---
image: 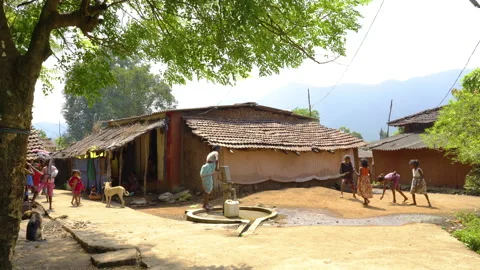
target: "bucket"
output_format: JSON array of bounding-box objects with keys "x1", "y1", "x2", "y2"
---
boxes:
[{"x1": 224, "y1": 200, "x2": 239, "y2": 218}]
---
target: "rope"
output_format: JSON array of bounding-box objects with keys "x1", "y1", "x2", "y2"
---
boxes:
[{"x1": 0, "y1": 127, "x2": 31, "y2": 135}]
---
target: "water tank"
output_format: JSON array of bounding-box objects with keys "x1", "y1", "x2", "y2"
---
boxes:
[{"x1": 224, "y1": 200, "x2": 239, "y2": 218}]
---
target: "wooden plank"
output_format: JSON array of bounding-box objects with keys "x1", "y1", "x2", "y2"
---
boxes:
[
  {"x1": 119, "y1": 147, "x2": 123, "y2": 186},
  {"x1": 143, "y1": 135, "x2": 149, "y2": 197}
]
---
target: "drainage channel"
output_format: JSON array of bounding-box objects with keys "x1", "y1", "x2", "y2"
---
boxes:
[{"x1": 271, "y1": 208, "x2": 446, "y2": 226}]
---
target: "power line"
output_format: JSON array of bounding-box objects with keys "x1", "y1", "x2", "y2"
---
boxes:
[
  {"x1": 437, "y1": 37, "x2": 480, "y2": 106},
  {"x1": 312, "y1": 0, "x2": 385, "y2": 107}
]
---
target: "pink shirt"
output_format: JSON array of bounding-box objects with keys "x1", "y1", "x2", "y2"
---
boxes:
[
  {"x1": 42, "y1": 166, "x2": 57, "y2": 183},
  {"x1": 384, "y1": 172, "x2": 400, "y2": 182}
]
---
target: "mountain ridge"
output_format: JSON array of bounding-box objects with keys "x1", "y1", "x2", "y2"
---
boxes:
[{"x1": 259, "y1": 69, "x2": 472, "y2": 141}]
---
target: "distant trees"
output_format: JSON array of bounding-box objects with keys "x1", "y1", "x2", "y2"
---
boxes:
[
  {"x1": 424, "y1": 68, "x2": 480, "y2": 191},
  {"x1": 63, "y1": 58, "x2": 177, "y2": 141},
  {"x1": 292, "y1": 107, "x2": 320, "y2": 121},
  {"x1": 37, "y1": 129, "x2": 48, "y2": 139},
  {"x1": 339, "y1": 126, "x2": 363, "y2": 139},
  {"x1": 379, "y1": 128, "x2": 388, "y2": 139}
]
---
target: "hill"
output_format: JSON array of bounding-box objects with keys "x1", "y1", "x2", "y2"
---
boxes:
[
  {"x1": 32, "y1": 122, "x2": 67, "y2": 139},
  {"x1": 259, "y1": 69, "x2": 471, "y2": 141}
]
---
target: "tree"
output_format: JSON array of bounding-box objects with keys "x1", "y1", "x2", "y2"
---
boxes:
[
  {"x1": 63, "y1": 58, "x2": 177, "y2": 141},
  {"x1": 424, "y1": 69, "x2": 480, "y2": 190},
  {"x1": 339, "y1": 126, "x2": 364, "y2": 140},
  {"x1": 0, "y1": 0, "x2": 370, "y2": 267},
  {"x1": 379, "y1": 128, "x2": 388, "y2": 139},
  {"x1": 392, "y1": 127, "x2": 405, "y2": 136},
  {"x1": 292, "y1": 107, "x2": 320, "y2": 121},
  {"x1": 37, "y1": 129, "x2": 48, "y2": 139},
  {"x1": 54, "y1": 133, "x2": 74, "y2": 150}
]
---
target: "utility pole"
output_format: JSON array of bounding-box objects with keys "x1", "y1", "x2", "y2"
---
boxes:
[
  {"x1": 308, "y1": 88, "x2": 312, "y2": 117},
  {"x1": 386, "y1": 99, "x2": 393, "y2": 137},
  {"x1": 58, "y1": 121, "x2": 61, "y2": 141}
]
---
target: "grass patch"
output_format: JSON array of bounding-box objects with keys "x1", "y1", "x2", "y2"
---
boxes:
[{"x1": 452, "y1": 211, "x2": 480, "y2": 254}]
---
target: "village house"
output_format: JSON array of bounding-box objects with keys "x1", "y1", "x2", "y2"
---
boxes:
[
  {"x1": 39, "y1": 137, "x2": 57, "y2": 152},
  {"x1": 367, "y1": 107, "x2": 471, "y2": 189},
  {"x1": 53, "y1": 103, "x2": 366, "y2": 195}
]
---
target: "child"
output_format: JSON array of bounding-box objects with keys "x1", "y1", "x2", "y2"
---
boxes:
[
  {"x1": 41, "y1": 160, "x2": 58, "y2": 210},
  {"x1": 24, "y1": 165, "x2": 34, "y2": 195},
  {"x1": 357, "y1": 159, "x2": 373, "y2": 206},
  {"x1": 409, "y1": 160, "x2": 432, "y2": 207},
  {"x1": 378, "y1": 171, "x2": 408, "y2": 203},
  {"x1": 68, "y1": 170, "x2": 84, "y2": 206},
  {"x1": 339, "y1": 155, "x2": 357, "y2": 199},
  {"x1": 28, "y1": 161, "x2": 44, "y2": 204}
]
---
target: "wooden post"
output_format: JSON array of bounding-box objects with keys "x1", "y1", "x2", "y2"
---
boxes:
[
  {"x1": 143, "y1": 136, "x2": 149, "y2": 197},
  {"x1": 106, "y1": 151, "x2": 111, "y2": 182},
  {"x1": 308, "y1": 88, "x2": 312, "y2": 117},
  {"x1": 118, "y1": 148, "x2": 123, "y2": 187},
  {"x1": 386, "y1": 99, "x2": 393, "y2": 137}
]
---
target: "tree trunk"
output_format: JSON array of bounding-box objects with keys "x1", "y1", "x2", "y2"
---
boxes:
[{"x1": 0, "y1": 54, "x2": 40, "y2": 269}]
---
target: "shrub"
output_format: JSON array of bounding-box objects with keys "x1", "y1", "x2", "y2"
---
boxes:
[
  {"x1": 453, "y1": 212, "x2": 480, "y2": 254},
  {"x1": 465, "y1": 166, "x2": 480, "y2": 192}
]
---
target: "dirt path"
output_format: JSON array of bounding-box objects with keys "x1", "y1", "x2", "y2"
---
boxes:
[
  {"x1": 13, "y1": 218, "x2": 140, "y2": 270},
  {"x1": 139, "y1": 187, "x2": 480, "y2": 225},
  {"x1": 30, "y1": 190, "x2": 480, "y2": 269}
]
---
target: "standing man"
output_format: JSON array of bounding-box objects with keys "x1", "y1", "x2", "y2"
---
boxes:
[
  {"x1": 339, "y1": 155, "x2": 357, "y2": 199},
  {"x1": 200, "y1": 145, "x2": 221, "y2": 210}
]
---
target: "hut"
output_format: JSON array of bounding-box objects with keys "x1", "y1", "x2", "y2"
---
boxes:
[
  {"x1": 367, "y1": 107, "x2": 471, "y2": 189},
  {"x1": 39, "y1": 138, "x2": 57, "y2": 152},
  {"x1": 27, "y1": 128, "x2": 48, "y2": 161},
  {"x1": 54, "y1": 103, "x2": 366, "y2": 195}
]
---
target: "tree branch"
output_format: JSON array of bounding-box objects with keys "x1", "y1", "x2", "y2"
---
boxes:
[
  {"x1": 17, "y1": 0, "x2": 38, "y2": 8},
  {"x1": 0, "y1": 0, "x2": 19, "y2": 56},
  {"x1": 256, "y1": 16, "x2": 330, "y2": 65},
  {"x1": 469, "y1": 0, "x2": 480, "y2": 8},
  {"x1": 26, "y1": 0, "x2": 62, "y2": 64}
]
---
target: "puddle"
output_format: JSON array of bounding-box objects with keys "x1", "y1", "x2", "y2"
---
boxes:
[{"x1": 271, "y1": 208, "x2": 446, "y2": 226}]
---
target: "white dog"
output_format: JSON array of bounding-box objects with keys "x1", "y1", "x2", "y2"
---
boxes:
[{"x1": 102, "y1": 182, "x2": 129, "y2": 208}]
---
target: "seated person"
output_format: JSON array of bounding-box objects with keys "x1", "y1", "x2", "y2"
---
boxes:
[{"x1": 127, "y1": 172, "x2": 139, "y2": 192}]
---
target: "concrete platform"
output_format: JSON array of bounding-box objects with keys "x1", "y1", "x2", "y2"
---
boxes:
[{"x1": 90, "y1": 248, "x2": 139, "y2": 268}]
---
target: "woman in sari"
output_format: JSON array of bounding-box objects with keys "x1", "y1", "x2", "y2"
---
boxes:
[{"x1": 200, "y1": 145, "x2": 221, "y2": 210}]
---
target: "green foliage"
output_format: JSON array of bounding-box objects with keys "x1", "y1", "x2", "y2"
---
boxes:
[
  {"x1": 37, "y1": 129, "x2": 47, "y2": 138},
  {"x1": 465, "y1": 166, "x2": 480, "y2": 192},
  {"x1": 453, "y1": 212, "x2": 480, "y2": 254},
  {"x1": 379, "y1": 128, "x2": 388, "y2": 139},
  {"x1": 339, "y1": 126, "x2": 363, "y2": 139},
  {"x1": 54, "y1": 133, "x2": 75, "y2": 150},
  {"x1": 4, "y1": 0, "x2": 371, "y2": 98},
  {"x1": 423, "y1": 68, "x2": 480, "y2": 166},
  {"x1": 292, "y1": 107, "x2": 320, "y2": 121},
  {"x1": 63, "y1": 58, "x2": 177, "y2": 141},
  {"x1": 392, "y1": 127, "x2": 404, "y2": 136}
]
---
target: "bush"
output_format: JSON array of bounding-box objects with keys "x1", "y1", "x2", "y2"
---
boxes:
[
  {"x1": 453, "y1": 212, "x2": 480, "y2": 254},
  {"x1": 465, "y1": 166, "x2": 480, "y2": 192}
]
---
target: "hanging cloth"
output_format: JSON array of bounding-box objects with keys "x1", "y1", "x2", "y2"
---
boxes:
[{"x1": 87, "y1": 158, "x2": 96, "y2": 190}]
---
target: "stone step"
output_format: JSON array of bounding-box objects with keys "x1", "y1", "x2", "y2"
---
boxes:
[{"x1": 90, "y1": 248, "x2": 139, "y2": 268}]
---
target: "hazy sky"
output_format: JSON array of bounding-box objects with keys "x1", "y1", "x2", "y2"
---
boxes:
[{"x1": 33, "y1": 0, "x2": 480, "y2": 127}]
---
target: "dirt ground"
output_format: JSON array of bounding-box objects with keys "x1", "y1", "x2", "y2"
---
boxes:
[
  {"x1": 139, "y1": 186, "x2": 480, "y2": 221},
  {"x1": 13, "y1": 188, "x2": 480, "y2": 269},
  {"x1": 13, "y1": 217, "x2": 141, "y2": 270}
]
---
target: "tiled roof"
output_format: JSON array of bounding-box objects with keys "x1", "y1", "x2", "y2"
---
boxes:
[
  {"x1": 107, "y1": 102, "x2": 314, "y2": 126},
  {"x1": 358, "y1": 149, "x2": 373, "y2": 158},
  {"x1": 53, "y1": 120, "x2": 165, "y2": 159},
  {"x1": 388, "y1": 107, "x2": 444, "y2": 127},
  {"x1": 27, "y1": 128, "x2": 47, "y2": 160},
  {"x1": 367, "y1": 133, "x2": 428, "y2": 151},
  {"x1": 184, "y1": 116, "x2": 366, "y2": 152}
]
